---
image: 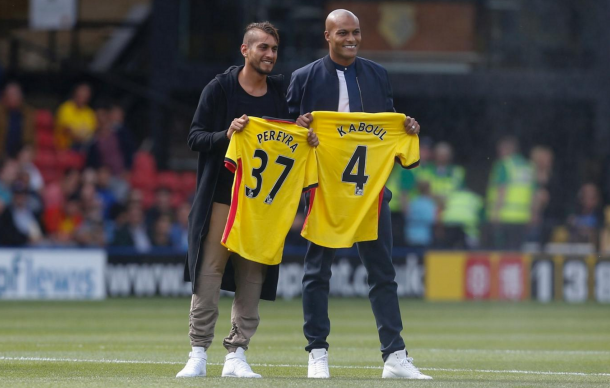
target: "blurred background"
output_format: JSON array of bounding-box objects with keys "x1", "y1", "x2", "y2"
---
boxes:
[{"x1": 0, "y1": 0, "x2": 609, "y2": 303}]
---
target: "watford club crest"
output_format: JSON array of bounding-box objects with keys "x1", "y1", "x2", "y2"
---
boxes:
[{"x1": 378, "y1": 3, "x2": 417, "y2": 49}]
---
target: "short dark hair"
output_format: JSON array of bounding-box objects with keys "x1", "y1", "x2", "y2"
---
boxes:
[{"x1": 244, "y1": 21, "x2": 279, "y2": 46}]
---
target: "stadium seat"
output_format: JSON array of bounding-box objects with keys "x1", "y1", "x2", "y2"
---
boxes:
[
  {"x1": 42, "y1": 183, "x2": 64, "y2": 208},
  {"x1": 36, "y1": 131, "x2": 56, "y2": 150},
  {"x1": 170, "y1": 191, "x2": 185, "y2": 208},
  {"x1": 34, "y1": 109, "x2": 54, "y2": 133},
  {"x1": 181, "y1": 171, "x2": 197, "y2": 195},
  {"x1": 156, "y1": 171, "x2": 181, "y2": 191},
  {"x1": 142, "y1": 190, "x2": 156, "y2": 209},
  {"x1": 40, "y1": 168, "x2": 62, "y2": 184},
  {"x1": 56, "y1": 150, "x2": 85, "y2": 171},
  {"x1": 34, "y1": 150, "x2": 58, "y2": 170},
  {"x1": 132, "y1": 151, "x2": 157, "y2": 174},
  {"x1": 130, "y1": 170, "x2": 157, "y2": 191}
]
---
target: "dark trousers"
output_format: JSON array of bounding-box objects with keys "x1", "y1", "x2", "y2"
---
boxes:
[{"x1": 302, "y1": 188, "x2": 406, "y2": 359}]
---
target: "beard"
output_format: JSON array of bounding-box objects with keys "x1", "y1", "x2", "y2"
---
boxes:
[{"x1": 251, "y1": 60, "x2": 273, "y2": 75}]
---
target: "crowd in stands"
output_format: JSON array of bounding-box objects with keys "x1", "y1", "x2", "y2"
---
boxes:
[
  {"x1": 387, "y1": 136, "x2": 607, "y2": 251},
  {"x1": 0, "y1": 82, "x2": 195, "y2": 251},
  {"x1": 0, "y1": 82, "x2": 607, "y2": 252}
]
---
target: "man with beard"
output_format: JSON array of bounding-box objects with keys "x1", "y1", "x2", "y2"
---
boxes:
[
  {"x1": 177, "y1": 22, "x2": 312, "y2": 378},
  {"x1": 287, "y1": 9, "x2": 431, "y2": 380}
]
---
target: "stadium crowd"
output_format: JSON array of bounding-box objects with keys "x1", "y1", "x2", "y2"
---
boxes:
[
  {"x1": 0, "y1": 82, "x2": 606, "y2": 252},
  {"x1": 0, "y1": 82, "x2": 194, "y2": 251}
]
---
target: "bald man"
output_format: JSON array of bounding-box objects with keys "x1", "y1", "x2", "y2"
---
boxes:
[{"x1": 287, "y1": 9, "x2": 431, "y2": 379}]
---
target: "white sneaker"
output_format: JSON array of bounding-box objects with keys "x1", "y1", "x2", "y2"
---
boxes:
[
  {"x1": 221, "y1": 347, "x2": 262, "y2": 378},
  {"x1": 382, "y1": 350, "x2": 432, "y2": 379},
  {"x1": 308, "y1": 349, "x2": 330, "y2": 378},
  {"x1": 176, "y1": 347, "x2": 207, "y2": 377}
]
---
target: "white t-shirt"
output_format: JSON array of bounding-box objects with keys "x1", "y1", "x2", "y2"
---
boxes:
[{"x1": 336, "y1": 69, "x2": 350, "y2": 113}]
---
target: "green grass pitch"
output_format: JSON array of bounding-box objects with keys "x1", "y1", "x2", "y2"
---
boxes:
[{"x1": 1, "y1": 298, "x2": 609, "y2": 387}]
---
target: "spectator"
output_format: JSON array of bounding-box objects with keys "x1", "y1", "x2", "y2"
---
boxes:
[
  {"x1": 567, "y1": 183, "x2": 603, "y2": 245},
  {"x1": 0, "y1": 182, "x2": 43, "y2": 246},
  {"x1": 151, "y1": 213, "x2": 173, "y2": 247},
  {"x1": 599, "y1": 207, "x2": 610, "y2": 254},
  {"x1": 528, "y1": 146, "x2": 554, "y2": 244},
  {"x1": 16, "y1": 145, "x2": 44, "y2": 192},
  {"x1": 98, "y1": 165, "x2": 129, "y2": 204},
  {"x1": 79, "y1": 182, "x2": 102, "y2": 215},
  {"x1": 42, "y1": 168, "x2": 81, "y2": 232},
  {"x1": 389, "y1": 137, "x2": 434, "y2": 246},
  {"x1": 170, "y1": 201, "x2": 190, "y2": 250},
  {"x1": 96, "y1": 166, "x2": 118, "y2": 219},
  {"x1": 127, "y1": 188, "x2": 144, "y2": 208},
  {"x1": 109, "y1": 103, "x2": 137, "y2": 169},
  {"x1": 51, "y1": 194, "x2": 83, "y2": 245},
  {"x1": 398, "y1": 136, "x2": 434, "y2": 207},
  {"x1": 0, "y1": 82, "x2": 35, "y2": 159},
  {"x1": 438, "y1": 185, "x2": 484, "y2": 249},
  {"x1": 485, "y1": 136, "x2": 535, "y2": 250},
  {"x1": 55, "y1": 83, "x2": 97, "y2": 150},
  {"x1": 75, "y1": 218, "x2": 107, "y2": 247},
  {"x1": 106, "y1": 202, "x2": 127, "y2": 244},
  {"x1": 86, "y1": 105, "x2": 128, "y2": 175},
  {"x1": 145, "y1": 187, "x2": 172, "y2": 232},
  {"x1": 62, "y1": 168, "x2": 81, "y2": 198},
  {"x1": 14, "y1": 169, "x2": 43, "y2": 216},
  {"x1": 404, "y1": 181, "x2": 437, "y2": 247},
  {"x1": 0, "y1": 158, "x2": 19, "y2": 207},
  {"x1": 75, "y1": 194, "x2": 107, "y2": 247},
  {"x1": 81, "y1": 167, "x2": 98, "y2": 186},
  {"x1": 387, "y1": 167, "x2": 407, "y2": 246},
  {"x1": 428, "y1": 142, "x2": 465, "y2": 204},
  {"x1": 112, "y1": 202, "x2": 151, "y2": 252}
]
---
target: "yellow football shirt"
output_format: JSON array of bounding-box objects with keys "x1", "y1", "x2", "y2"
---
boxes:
[
  {"x1": 222, "y1": 117, "x2": 318, "y2": 265},
  {"x1": 55, "y1": 101, "x2": 97, "y2": 149},
  {"x1": 301, "y1": 111, "x2": 419, "y2": 248}
]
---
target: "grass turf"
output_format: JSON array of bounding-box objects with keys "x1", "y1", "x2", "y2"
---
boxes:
[{"x1": 1, "y1": 298, "x2": 609, "y2": 387}]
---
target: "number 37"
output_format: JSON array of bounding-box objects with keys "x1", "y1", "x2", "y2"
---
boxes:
[{"x1": 246, "y1": 149, "x2": 294, "y2": 204}]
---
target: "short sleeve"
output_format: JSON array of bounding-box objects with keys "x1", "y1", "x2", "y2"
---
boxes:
[
  {"x1": 396, "y1": 134, "x2": 420, "y2": 170},
  {"x1": 224, "y1": 134, "x2": 240, "y2": 173},
  {"x1": 302, "y1": 148, "x2": 318, "y2": 192}
]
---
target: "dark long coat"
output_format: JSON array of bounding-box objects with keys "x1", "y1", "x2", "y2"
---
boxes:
[{"x1": 185, "y1": 65, "x2": 289, "y2": 300}]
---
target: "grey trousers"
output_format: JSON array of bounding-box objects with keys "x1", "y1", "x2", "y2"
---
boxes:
[{"x1": 189, "y1": 203, "x2": 267, "y2": 352}]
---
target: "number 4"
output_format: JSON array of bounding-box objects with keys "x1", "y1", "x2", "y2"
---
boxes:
[{"x1": 342, "y1": 145, "x2": 369, "y2": 196}]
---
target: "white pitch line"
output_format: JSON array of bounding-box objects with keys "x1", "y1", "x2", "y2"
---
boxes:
[
  {"x1": 426, "y1": 348, "x2": 610, "y2": 356},
  {"x1": 422, "y1": 367, "x2": 610, "y2": 377},
  {"x1": 0, "y1": 357, "x2": 184, "y2": 365},
  {"x1": 1, "y1": 356, "x2": 609, "y2": 377},
  {"x1": 303, "y1": 347, "x2": 610, "y2": 356}
]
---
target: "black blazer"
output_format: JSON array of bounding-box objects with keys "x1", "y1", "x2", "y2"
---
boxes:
[
  {"x1": 287, "y1": 55, "x2": 395, "y2": 118},
  {"x1": 185, "y1": 65, "x2": 289, "y2": 300}
]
